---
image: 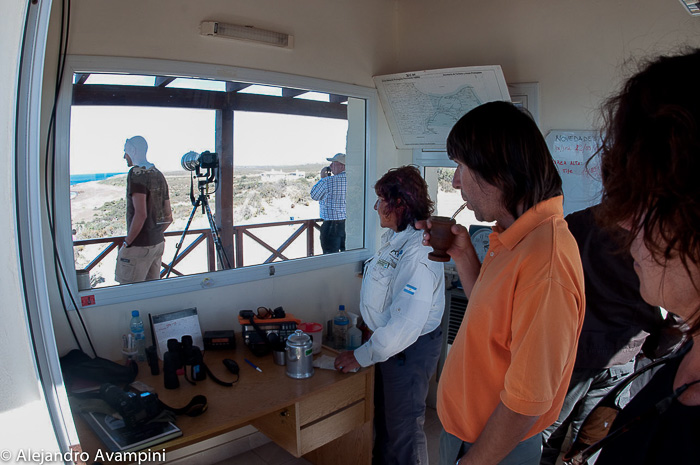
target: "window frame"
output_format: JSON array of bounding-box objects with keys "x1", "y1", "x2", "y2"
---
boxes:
[{"x1": 56, "y1": 55, "x2": 377, "y2": 308}]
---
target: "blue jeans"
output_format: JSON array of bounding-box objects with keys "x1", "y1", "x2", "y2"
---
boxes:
[
  {"x1": 440, "y1": 429, "x2": 542, "y2": 465},
  {"x1": 372, "y1": 327, "x2": 443, "y2": 465},
  {"x1": 320, "y1": 219, "x2": 345, "y2": 254}
]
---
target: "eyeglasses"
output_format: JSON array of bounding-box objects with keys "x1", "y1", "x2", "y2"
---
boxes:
[
  {"x1": 255, "y1": 306, "x2": 285, "y2": 320},
  {"x1": 256, "y1": 307, "x2": 273, "y2": 319}
]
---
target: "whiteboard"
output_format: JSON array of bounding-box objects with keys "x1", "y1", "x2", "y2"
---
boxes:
[
  {"x1": 151, "y1": 308, "x2": 203, "y2": 360},
  {"x1": 546, "y1": 130, "x2": 603, "y2": 216}
]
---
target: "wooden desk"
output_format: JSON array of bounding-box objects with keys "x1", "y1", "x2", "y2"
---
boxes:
[{"x1": 74, "y1": 342, "x2": 374, "y2": 464}]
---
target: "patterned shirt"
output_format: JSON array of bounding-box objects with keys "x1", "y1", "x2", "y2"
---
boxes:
[{"x1": 310, "y1": 171, "x2": 346, "y2": 220}]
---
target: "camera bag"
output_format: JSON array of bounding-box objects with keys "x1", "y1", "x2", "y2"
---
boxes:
[{"x1": 61, "y1": 349, "x2": 137, "y2": 390}]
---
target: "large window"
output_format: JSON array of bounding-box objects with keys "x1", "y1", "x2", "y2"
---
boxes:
[{"x1": 57, "y1": 56, "x2": 375, "y2": 306}]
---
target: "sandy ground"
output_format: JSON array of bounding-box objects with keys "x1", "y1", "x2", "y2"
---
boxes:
[
  {"x1": 70, "y1": 178, "x2": 125, "y2": 224},
  {"x1": 71, "y1": 179, "x2": 323, "y2": 288}
]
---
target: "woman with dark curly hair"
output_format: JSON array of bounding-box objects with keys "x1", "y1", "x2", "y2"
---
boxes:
[
  {"x1": 334, "y1": 165, "x2": 445, "y2": 465},
  {"x1": 591, "y1": 49, "x2": 700, "y2": 464}
]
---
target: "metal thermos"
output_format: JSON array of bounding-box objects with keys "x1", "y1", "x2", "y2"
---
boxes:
[{"x1": 285, "y1": 330, "x2": 314, "y2": 379}]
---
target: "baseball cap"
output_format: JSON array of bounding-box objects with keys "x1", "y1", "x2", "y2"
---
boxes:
[{"x1": 326, "y1": 153, "x2": 346, "y2": 164}]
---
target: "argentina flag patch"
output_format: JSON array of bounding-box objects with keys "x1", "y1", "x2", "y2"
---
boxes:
[{"x1": 403, "y1": 284, "x2": 417, "y2": 295}]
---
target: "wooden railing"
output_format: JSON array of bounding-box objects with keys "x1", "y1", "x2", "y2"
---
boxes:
[{"x1": 73, "y1": 219, "x2": 323, "y2": 278}]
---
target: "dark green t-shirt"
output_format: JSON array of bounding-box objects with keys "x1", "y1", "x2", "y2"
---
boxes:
[{"x1": 126, "y1": 166, "x2": 170, "y2": 247}]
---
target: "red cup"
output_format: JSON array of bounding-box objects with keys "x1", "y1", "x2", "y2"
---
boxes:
[{"x1": 298, "y1": 322, "x2": 323, "y2": 354}]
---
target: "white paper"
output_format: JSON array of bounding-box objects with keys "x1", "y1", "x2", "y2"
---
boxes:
[{"x1": 313, "y1": 354, "x2": 359, "y2": 372}]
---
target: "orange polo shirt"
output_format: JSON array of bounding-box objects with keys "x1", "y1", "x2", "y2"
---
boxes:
[{"x1": 437, "y1": 196, "x2": 585, "y2": 442}]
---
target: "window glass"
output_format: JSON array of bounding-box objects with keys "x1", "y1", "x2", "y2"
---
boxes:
[
  {"x1": 69, "y1": 72, "x2": 366, "y2": 289},
  {"x1": 424, "y1": 166, "x2": 494, "y2": 227}
]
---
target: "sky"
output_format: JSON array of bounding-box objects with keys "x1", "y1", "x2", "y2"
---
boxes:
[
  {"x1": 69, "y1": 106, "x2": 349, "y2": 174},
  {"x1": 69, "y1": 73, "x2": 351, "y2": 174}
]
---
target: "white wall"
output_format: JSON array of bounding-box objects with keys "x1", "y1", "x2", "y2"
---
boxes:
[
  {"x1": 1, "y1": 0, "x2": 64, "y2": 456},
  {"x1": 0, "y1": 0, "x2": 37, "y2": 414},
  {"x1": 62, "y1": 263, "x2": 364, "y2": 361},
  {"x1": 395, "y1": 0, "x2": 700, "y2": 134},
  {"x1": 68, "y1": 0, "x2": 397, "y2": 88}
]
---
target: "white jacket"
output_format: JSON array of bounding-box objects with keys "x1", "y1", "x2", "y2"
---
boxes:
[{"x1": 354, "y1": 227, "x2": 445, "y2": 366}]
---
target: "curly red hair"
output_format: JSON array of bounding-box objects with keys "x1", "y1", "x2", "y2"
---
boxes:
[{"x1": 374, "y1": 166, "x2": 434, "y2": 232}]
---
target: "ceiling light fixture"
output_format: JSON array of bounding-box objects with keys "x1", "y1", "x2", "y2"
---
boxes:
[
  {"x1": 678, "y1": 0, "x2": 700, "y2": 16},
  {"x1": 200, "y1": 21, "x2": 294, "y2": 48}
]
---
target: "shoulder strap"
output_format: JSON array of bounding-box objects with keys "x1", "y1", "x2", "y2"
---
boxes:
[
  {"x1": 159, "y1": 394, "x2": 208, "y2": 417},
  {"x1": 565, "y1": 341, "x2": 693, "y2": 464}
]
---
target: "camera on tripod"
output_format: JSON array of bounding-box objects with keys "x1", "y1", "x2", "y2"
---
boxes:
[
  {"x1": 100, "y1": 383, "x2": 161, "y2": 429},
  {"x1": 163, "y1": 335, "x2": 206, "y2": 389},
  {"x1": 181, "y1": 150, "x2": 219, "y2": 172},
  {"x1": 166, "y1": 149, "x2": 231, "y2": 278}
]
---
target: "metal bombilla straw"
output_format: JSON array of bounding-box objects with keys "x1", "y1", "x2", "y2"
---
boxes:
[{"x1": 451, "y1": 202, "x2": 468, "y2": 220}]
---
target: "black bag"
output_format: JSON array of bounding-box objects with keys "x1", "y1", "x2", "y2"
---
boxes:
[{"x1": 60, "y1": 349, "x2": 137, "y2": 389}]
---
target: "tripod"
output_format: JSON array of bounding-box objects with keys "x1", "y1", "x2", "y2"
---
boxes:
[{"x1": 166, "y1": 172, "x2": 231, "y2": 278}]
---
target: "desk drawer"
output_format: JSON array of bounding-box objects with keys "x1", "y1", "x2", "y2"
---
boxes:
[
  {"x1": 299, "y1": 400, "x2": 365, "y2": 455},
  {"x1": 252, "y1": 374, "x2": 369, "y2": 458},
  {"x1": 297, "y1": 373, "x2": 366, "y2": 426}
]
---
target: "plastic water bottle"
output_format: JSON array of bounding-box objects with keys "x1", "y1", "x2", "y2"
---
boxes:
[
  {"x1": 129, "y1": 310, "x2": 146, "y2": 362},
  {"x1": 333, "y1": 305, "x2": 349, "y2": 350},
  {"x1": 347, "y1": 313, "x2": 362, "y2": 350}
]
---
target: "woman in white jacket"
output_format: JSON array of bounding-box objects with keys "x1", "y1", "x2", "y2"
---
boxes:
[{"x1": 334, "y1": 165, "x2": 445, "y2": 465}]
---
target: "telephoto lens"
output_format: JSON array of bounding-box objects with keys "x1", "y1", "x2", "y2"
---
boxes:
[
  {"x1": 180, "y1": 151, "x2": 200, "y2": 171},
  {"x1": 181, "y1": 150, "x2": 219, "y2": 171}
]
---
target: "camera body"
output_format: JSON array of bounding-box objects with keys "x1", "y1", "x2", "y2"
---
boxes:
[
  {"x1": 198, "y1": 151, "x2": 219, "y2": 169},
  {"x1": 181, "y1": 150, "x2": 219, "y2": 172},
  {"x1": 163, "y1": 335, "x2": 206, "y2": 389},
  {"x1": 100, "y1": 383, "x2": 161, "y2": 429}
]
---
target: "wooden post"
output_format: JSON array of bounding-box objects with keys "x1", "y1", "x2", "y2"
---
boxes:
[
  {"x1": 307, "y1": 220, "x2": 315, "y2": 257},
  {"x1": 215, "y1": 99, "x2": 235, "y2": 270}
]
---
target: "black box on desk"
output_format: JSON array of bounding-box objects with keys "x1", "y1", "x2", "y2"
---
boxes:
[
  {"x1": 203, "y1": 330, "x2": 236, "y2": 350},
  {"x1": 238, "y1": 314, "x2": 300, "y2": 346}
]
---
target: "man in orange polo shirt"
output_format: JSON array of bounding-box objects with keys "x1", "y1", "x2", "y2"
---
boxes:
[{"x1": 420, "y1": 101, "x2": 585, "y2": 465}]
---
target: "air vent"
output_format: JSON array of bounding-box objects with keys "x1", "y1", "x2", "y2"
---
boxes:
[{"x1": 446, "y1": 289, "x2": 468, "y2": 345}]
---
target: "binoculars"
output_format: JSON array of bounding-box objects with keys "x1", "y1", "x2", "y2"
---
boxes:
[{"x1": 163, "y1": 335, "x2": 205, "y2": 389}]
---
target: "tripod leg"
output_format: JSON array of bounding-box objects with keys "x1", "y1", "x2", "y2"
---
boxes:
[
  {"x1": 201, "y1": 196, "x2": 232, "y2": 270},
  {"x1": 165, "y1": 197, "x2": 201, "y2": 278}
]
